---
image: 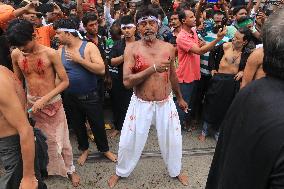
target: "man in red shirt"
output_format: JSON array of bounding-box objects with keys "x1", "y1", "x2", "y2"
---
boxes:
[{"x1": 176, "y1": 8, "x2": 226, "y2": 129}]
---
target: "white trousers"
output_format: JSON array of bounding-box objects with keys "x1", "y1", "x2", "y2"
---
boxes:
[{"x1": 116, "y1": 94, "x2": 182, "y2": 177}]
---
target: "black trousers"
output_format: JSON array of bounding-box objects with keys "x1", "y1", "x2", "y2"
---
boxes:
[
  {"x1": 63, "y1": 91, "x2": 109, "y2": 152},
  {"x1": 110, "y1": 76, "x2": 132, "y2": 131},
  {"x1": 0, "y1": 135, "x2": 47, "y2": 189},
  {"x1": 191, "y1": 74, "x2": 212, "y2": 121}
]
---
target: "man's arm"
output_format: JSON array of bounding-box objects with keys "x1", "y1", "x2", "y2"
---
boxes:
[
  {"x1": 0, "y1": 75, "x2": 36, "y2": 184},
  {"x1": 65, "y1": 43, "x2": 105, "y2": 75},
  {"x1": 169, "y1": 46, "x2": 182, "y2": 100},
  {"x1": 123, "y1": 43, "x2": 156, "y2": 89},
  {"x1": 11, "y1": 49, "x2": 24, "y2": 83},
  {"x1": 188, "y1": 28, "x2": 227, "y2": 55},
  {"x1": 240, "y1": 48, "x2": 263, "y2": 88}
]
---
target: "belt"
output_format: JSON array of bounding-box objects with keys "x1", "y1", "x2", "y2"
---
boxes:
[{"x1": 74, "y1": 91, "x2": 98, "y2": 100}]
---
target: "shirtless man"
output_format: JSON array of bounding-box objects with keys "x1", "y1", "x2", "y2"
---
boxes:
[
  {"x1": 108, "y1": 7, "x2": 189, "y2": 188},
  {"x1": 240, "y1": 47, "x2": 265, "y2": 88},
  {"x1": 199, "y1": 27, "x2": 253, "y2": 141},
  {"x1": 0, "y1": 66, "x2": 41, "y2": 189},
  {"x1": 6, "y1": 19, "x2": 80, "y2": 187}
]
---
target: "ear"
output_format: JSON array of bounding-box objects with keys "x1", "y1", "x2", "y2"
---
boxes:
[{"x1": 182, "y1": 18, "x2": 186, "y2": 24}]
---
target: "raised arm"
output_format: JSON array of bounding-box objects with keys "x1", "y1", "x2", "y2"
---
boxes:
[{"x1": 187, "y1": 28, "x2": 226, "y2": 55}]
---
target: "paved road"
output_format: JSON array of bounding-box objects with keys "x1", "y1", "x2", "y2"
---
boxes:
[{"x1": 45, "y1": 125, "x2": 217, "y2": 189}]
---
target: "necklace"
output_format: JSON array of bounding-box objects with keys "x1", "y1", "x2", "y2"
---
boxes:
[{"x1": 230, "y1": 45, "x2": 242, "y2": 64}]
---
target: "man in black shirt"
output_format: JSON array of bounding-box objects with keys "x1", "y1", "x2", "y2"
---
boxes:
[
  {"x1": 206, "y1": 8, "x2": 284, "y2": 189},
  {"x1": 109, "y1": 15, "x2": 136, "y2": 138}
]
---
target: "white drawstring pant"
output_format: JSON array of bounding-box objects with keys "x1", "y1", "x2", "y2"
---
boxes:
[{"x1": 116, "y1": 94, "x2": 182, "y2": 177}]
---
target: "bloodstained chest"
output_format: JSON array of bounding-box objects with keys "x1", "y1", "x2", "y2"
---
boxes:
[{"x1": 19, "y1": 57, "x2": 47, "y2": 75}]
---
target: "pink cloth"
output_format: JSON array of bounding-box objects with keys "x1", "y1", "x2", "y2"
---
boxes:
[
  {"x1": 176, "y1": 28, "x2": 201, "y2": 83},
  {"x1": 28, "y1": 95, "x2": 75, "y2": 177}
]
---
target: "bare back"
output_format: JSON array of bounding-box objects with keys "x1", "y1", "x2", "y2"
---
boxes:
[
  {"x1": 0, "y1": 66, "x2": 26, "y2": 137},
  {"x1": 218, "y1": 42, "x2": 242, "y2": 75},
  {"x1": 127, "y1": 40, "x2": 174, "y2": 101},
  {"x1": 12, "y1": 45, "x2": 57, "y2": 97}
]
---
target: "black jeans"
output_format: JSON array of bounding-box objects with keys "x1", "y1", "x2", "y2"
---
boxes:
[{"x1": 63, "y1": 91, "x2": 109, "y2": 152}]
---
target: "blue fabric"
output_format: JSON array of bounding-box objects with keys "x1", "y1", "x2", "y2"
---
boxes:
[
  {"x1": 176, "y1": 82, "x2": 196, "y2": 124},
  {"x1": 62, "y1": 41, "x2": 98, "y2": 95}
]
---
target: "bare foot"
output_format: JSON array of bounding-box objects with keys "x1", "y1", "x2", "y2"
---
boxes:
[
  {"x1": 77, "y1": 150, "x2": 89, "y2": 166},
  {"x1": 110, "y1": 130, "x2": 120, "y2": 138},
  {"x1": 68, "y1": 172, "x2": 80, "y2": 187},
  {"x1": 108, "y1": 174, "x2": 120, "y2": 188},
  {"x1": 198, "y1": 134, "x2": 206, "y2": 142},
  {"x1": 104, "y1": 151, "x2": 117, "y2": 162},
  {"x1": 177, "y1": 173, "x2": 189, "y2": 186}
]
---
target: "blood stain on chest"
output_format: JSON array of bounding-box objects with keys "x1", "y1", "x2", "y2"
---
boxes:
[{"x1": 131, "y1": 54, "x2": 150, "y2": 73}]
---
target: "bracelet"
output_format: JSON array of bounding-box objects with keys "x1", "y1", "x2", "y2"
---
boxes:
[{"x1": 153, "y1": 64, "x2": 157, "y2": 72}]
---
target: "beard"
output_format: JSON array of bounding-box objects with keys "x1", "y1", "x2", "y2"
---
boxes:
[{"x1": 141, "y1": 31, "x2": 157, "y2": 42}]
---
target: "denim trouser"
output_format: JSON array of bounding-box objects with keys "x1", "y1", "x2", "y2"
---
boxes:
[
  {"x1": 202, "y1": 121, "x2": 219, "y2": 141},
  {"x1": 176, "y1": 81, "x2": 196, "y2": 124}
]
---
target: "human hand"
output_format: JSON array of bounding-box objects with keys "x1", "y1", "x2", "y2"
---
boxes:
[
  {"x1": 177, "y1": 98, "x2": 189, "y2": 113},
  {"x1": 31, "y1": 97, "x2": 48, "y2": 113},
  {"x1": 52, "y1": 3, "x2": 63, "y2": 15},
  {"x1": 20, "y1": 176, "x2": 38, "y2": 189},
  {"x1": 155, "y1": 56, "x2": 172, "y2": 73},
  {"x1": 234, "y1": 71, "x2": 243, "y2": 81},
  {"x1": 211, "y1": 70, "x2": 218, "y2": 76},
  {"x1": 23, "y1": 1, "x2": 41, "y2": 14},
  {"x1": 65, "y1": 50, "x2": 83, "y2": 63},
  {"x1": 199, "y1": 38, "x2": 206, "y2": 47},
  {"x1": 216, "y1": 26, "x2": 227, "y2": 40}
]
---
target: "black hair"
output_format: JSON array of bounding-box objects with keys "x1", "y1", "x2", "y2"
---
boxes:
[
  {"x1": 110, "y1": 23, "x2": 122, "y2": 41},
  {"x1": 232, "y1": 6, "x2": 247, "y2": 16},
  {"x1": 135, "y1": 6, "x2": 159, "y2": 23},
  {"x1": 238, "y1": 16, "x2": 252, "y2": 24},
  {"x1": 262, "y1": 7, "x2": 284, "y2": 79},
  {"x1": 167, "y1": 11, "x2": 178, "y2": 20},
  {"x1": 120, "y1": 15, "x2": 134, "y2": 25},
  {"x1": 69, "y1": 15, "x2": 80, "y2": 29},
  {"x1": 6, "y1": 18, "x2": 34, "y2": 46},
  {"x1": 177, "y1": 7, "x2": 193, "y2": 23},
  {"x1": 148, "y1": 4, "x2": 165, "y2": 19},
  {"x1": 53, "y1": 18, "x2": 79, "y2": 37},
  {"x1": 82, "y1": 12, "x2": 98, "y2": 26},
  {"x1": 238, "y1": 27, "x2": 253, "y2": 42}
]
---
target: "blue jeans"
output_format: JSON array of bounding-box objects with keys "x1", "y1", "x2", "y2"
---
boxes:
[
  {"x1": 176, "y1": 82, "x2": 196, "y2": 125},
  {"x1": 202, "y1": 121, "x2": 219, "y2": 141}
]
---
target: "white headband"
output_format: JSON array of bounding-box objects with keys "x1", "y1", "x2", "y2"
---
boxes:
[
  {"x1": 121, "y1": 24, "x2": 136, "y2": 29},
  {"x1": 57, "y1": 28, "x2": 83, "y2": 39},
  {"x1": 137, "y1": 16, "x2": 159, "y2": 25}
]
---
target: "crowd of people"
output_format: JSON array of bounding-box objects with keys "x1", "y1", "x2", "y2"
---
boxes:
[{"x1": 0, "y1": 0, "x2": 284, "y2": 188}]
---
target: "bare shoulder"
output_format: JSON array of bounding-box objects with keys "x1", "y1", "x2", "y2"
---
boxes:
[
  {"x1": 0, "y1": 68, "x2": 13, "y2": 89},
  {"x1": 11, "y1": 48, "x2": 21, "y2": 60},
  {"x1": 248, "y1": 47, "x2": 264, "y2": 65},
  {"x1": 252, "y1": 47, "x2": 264, "y2": 56}
]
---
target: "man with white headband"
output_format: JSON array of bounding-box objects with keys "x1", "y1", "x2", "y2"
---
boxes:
[
  {"x1": 108, "y1": 7, "x2": 189, "y2": 188},
  {"x1": 53, "y1": 18, "x2": 117, "y2": 166},
  {"x1": 7, "y1": 18, "x2": 80, "y2": 187},
  {"x1": 109, "y1": 15, "x2": 136, "y2": 138}
]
